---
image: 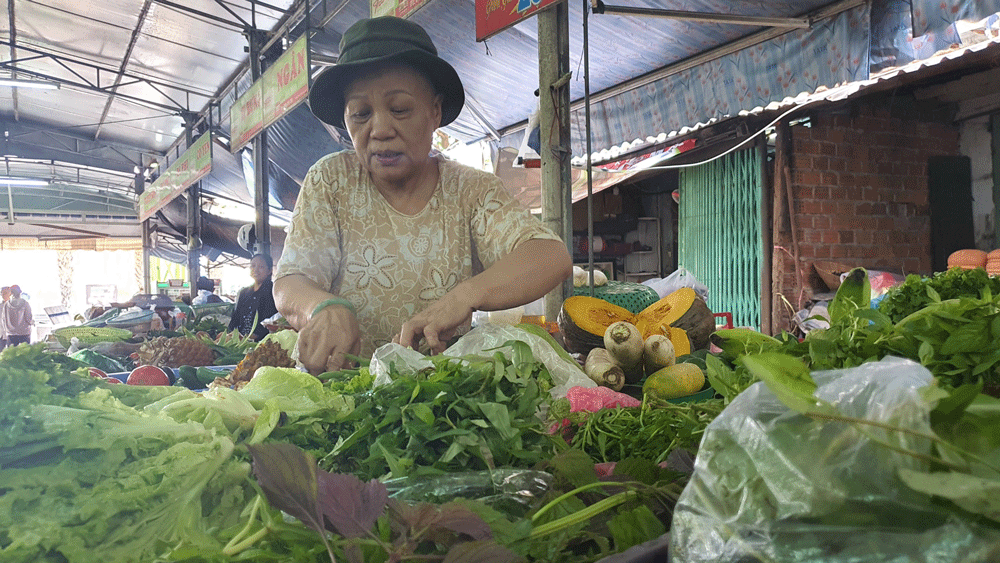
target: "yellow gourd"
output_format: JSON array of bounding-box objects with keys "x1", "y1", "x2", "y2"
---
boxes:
[
  {"x1": 642, "y1": 363, "x2": 705, "y2": 401},
  {"x1": 634, "y1": 288, "x2": 715, "y2": 350}
]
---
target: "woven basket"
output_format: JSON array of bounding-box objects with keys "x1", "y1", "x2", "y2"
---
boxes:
[{"x1": 813, "y1": 260, "x2": 854, "y2": 291}]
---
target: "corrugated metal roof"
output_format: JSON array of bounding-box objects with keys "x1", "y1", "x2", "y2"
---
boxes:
[
  {"x1": 2, "y1": 0, "x2": 291, "y2": 154},
  {"x1": 570, "y1": 28, "x2": 1000, "y2": 167}
]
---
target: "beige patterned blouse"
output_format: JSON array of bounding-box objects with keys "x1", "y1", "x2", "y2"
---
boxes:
[{"x1": 275, "y1": 151, "x2": 561, "y2": 356}]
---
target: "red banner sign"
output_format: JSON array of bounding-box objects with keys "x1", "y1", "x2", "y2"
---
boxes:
[{"x1": 476, "y1": 0, "x2": 563, "y2": 42}]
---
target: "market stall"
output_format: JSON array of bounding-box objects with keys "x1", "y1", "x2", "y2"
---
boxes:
[{"x1": 5, "y1": 264, "x2": 1000, "y2": 562}]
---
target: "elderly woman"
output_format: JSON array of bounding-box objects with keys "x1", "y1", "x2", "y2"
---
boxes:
[{"x1": 273, "y1": 16, "x2": 571, "y2": 374}]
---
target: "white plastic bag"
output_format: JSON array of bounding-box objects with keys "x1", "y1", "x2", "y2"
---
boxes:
[
  {"x1": 370, "y1": 324, "x2": 593, "y2": 398},
  {"x1": 670, "y1": 357, "x2": 1000, "y2": 563},
  {"x1": 642, "y1": 267, "x2": 709, "y2": 301}
]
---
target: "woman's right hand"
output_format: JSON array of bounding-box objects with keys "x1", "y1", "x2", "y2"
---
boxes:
[
  {"x1": 273, "y1": 274, "x2": 361, "y2": 375},
  {"x1": 295, "y1": 304, "x2": 361, "y2": 375}
]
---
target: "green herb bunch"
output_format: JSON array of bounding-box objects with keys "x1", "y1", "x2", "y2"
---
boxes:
[
  {"x1": 879, "y1": 267, "x2": 1000, "y2": 323},
  {"x1": 320, "y1": 341, "x2": 562, "y2": 481}
]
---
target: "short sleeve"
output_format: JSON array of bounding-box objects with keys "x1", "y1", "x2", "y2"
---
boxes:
[
  {"x1": 467, "y1": 170, "x2": 562, "y2": 268},
  {"x1": 274, "y1": 153, "x2": 345, "y2": 292}
]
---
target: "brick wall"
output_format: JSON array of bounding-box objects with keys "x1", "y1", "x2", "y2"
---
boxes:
[{"x1": 771, "y1": 98, "x2": 960, "y2": 332}]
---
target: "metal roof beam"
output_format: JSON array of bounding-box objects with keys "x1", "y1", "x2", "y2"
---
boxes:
[
  {"x1": 3, "y1": 119, "x2": 165, "y2": 159},
  {"x1": 213, "y1": 0, "x2": 251, "y2": 28},
  {"x1": 239, "y1": 0, "x2": 289, "y2": 15},
  {"x1": 592, "y1": 3, "x2": 811, "y2": 29},
  {"x1": 158, "y1": 0, "x2": 311, "y2": 157},
  {"x1": 7, "y1": 0, "x2": 19, "y2": 120},
  {"x1": 0, "y1": 41, "x2": 216, "y2": 101},
  {"x1": 0, "y1": 61, "x2": 187, "y2": 115},
  {"x1": 95, "y1": 0, "x2": 154, "y2": 141},
  {"x1": 153, "y1": 0, "x2": 247, "y2": 30},
  {"x1": 3, "y1": 125, "x2": 154, "y2": 174},
  {"x1": 4, "y1": 142, "x2": 138, "y2": 174}
]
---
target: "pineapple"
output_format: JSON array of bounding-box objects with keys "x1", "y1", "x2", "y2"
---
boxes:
[
  {"x1": 134, "y1": 336, "x2": 216, "y2": 368},
  {"x1": 227, "y1": 339, "x2": 295, "y2": 385}
]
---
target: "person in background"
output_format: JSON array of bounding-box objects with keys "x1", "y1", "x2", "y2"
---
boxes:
[
  {"x1": 229, "y1": 254, "x2": 278, "y2": 341},
  {"x1": 273, "y1": 16, "x2": 571, "y2": 374},
  {"x1": 193, "y1": 276, "x2": 224, "y2": 305},
  {"x1": 4, "y1": 285, "x2": 34, "y2": 346},
  {"x1": 0, "y1": 286, "x2": 10, "y2": 350}
]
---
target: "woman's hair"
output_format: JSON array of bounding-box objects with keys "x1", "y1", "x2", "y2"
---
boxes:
[{"x1": 252, "y1": 253, "x2": 273, "y2": 271}]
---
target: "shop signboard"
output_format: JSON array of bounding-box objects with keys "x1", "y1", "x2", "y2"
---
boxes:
[
  {"x1": 262, "y1": 35, "x2": 310, "y2": 129},
  {"x1": 370, "y1": 0, "x2": 431, "y2": 18},
  {"x1": 230, "y1": 80, "x2": 263, "y2": 152},
  {"x1": 476, "y1": 0, "x2": 563, "y2": 42},
  {"x1": 137, "y1": 132, "x2": 212, "y2": 222},
  {"x1": 230, "y1": 34, "x2": 310, "y2": 152}
]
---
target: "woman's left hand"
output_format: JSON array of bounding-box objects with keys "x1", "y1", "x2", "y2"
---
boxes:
[{"x1": 395, "y1": 285, "x2": 477, "y2": 354}]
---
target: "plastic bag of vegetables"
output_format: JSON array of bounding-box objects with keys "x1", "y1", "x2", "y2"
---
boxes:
[
  {"x1": 670, "y1": 356, "x2": 1000, "y2": 563},
  {"x1": 370, "y1": 323, "x2": 594, "y2": 398}
]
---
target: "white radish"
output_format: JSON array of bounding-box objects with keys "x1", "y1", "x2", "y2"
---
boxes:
[
  {"x1": 584, "y1": 348, "x2": 625, "y2": 390},
  {"x1": 604, "y1": 321, "x2": 644, "y2": 382},
  {"x1": 643, "y1": 333, "x2": 676, "y2": 375}
]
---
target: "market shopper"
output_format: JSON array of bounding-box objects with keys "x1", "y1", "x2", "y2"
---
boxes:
[
  {"x1": 3, "y1": 285, "x2": 33, "y2": 346},
  {"x1": 229, "y1": 253, "x2": 279, "y2": 341},
  {"x1": 193, "y1": 276, "x2": 224, "y2": 305},
  {"x1": 0, "y1": 286, "x2": 10, "y2": 350},
  {"x1": 273, "y1": 16, "x2": 571, "y2": 374}
]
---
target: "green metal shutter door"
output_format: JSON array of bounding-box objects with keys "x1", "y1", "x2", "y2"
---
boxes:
[{"x1": 678, "y1": 149, "x2": 761, "y2": 329}]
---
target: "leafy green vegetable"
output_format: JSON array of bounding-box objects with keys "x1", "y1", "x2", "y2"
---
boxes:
[
  {"x1": 321, "y1": 348, "x2": 561, "y2": 480},
  {"x1": 828, "y1": 267, "x2": 871, "y2": 324},
  {"x1": 879, "y1": 267, "x2": 1000, "y2": 324},
  {"x1": 246, "y1": 443, "x2": 336, "y2": 562},
  {"x1": 563, "y1": 400, "x2": 724, "y2": 465},
  {"x1": 606, "y1": 504, "x2": 666, "y2": 552},
  {"x1": 247, "y1": 442, "x2": 518, "y2": 563},
  {"x1": 0, "y1": 345, "x2": 256, "y2": 563},
  {"x1": 259, "y1": 328, "x2": 298, "y2": 354},
  {"x1": 322, "y1": 366, "x2": 375, "y2": 395},
  {"x1": 711, "y1": 269, "x2": 1000, "y2": 390},
  {"x1": 741, "y1": 353, "x2": 836, "y2": 416}
]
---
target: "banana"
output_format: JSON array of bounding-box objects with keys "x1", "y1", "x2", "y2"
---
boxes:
[{"x1": 710, "y1": 328, "x2": 781, "y2": 360}]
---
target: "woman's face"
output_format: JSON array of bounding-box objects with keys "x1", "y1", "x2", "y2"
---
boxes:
[
  {"x1": 249, "y1": 257, "x2": 271, "y2": 283},
  {"x1": 343, "y1": 65, "x2": 442, "y2": 186}
]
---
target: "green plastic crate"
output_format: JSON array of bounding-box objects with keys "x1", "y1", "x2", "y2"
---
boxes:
[{"x1": 571, "y1": 280, "x2": 660, "y2": 314}]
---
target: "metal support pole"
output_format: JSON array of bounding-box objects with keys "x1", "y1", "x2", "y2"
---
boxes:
[
  {"x1": 758, "y1": 133, "x2": 772, "y2": 335},
  {"x1": 583, "y1": 0, "x2": 594, "y2": 296},
  {"x1": 538, "y1": 2, "x2": 572, "y2": 323},
  {"x1": 992, "y1": 113, "x2": 1000, "y2": 248},
  {"x1": 5, "y1": 182, "x2": 13, "y2": 225},
  {"x1": 136, "y1": 169, "x2": 151, "y2": 294},
  {"x1": 185, "y1": 124, "x2": 201, "y2": 300},
  {"x1": 249, "y1": 28, "x2": 271, "y2": 258}
]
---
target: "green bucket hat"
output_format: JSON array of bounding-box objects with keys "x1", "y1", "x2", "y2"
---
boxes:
[{"x1": 309, "y1": 16, "x2": 465, "y2": 129}]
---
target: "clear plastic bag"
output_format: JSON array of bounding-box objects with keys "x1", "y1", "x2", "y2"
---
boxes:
[
  {"x1": 670, "y1": 357, "x2": 1000, "y2": 563},
  {"x1": 642, "y1": 267, "x2": 709, "y2": 301},
  {"x1": 370, "y1": 323, "x2": 594, "y2": 398}
]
